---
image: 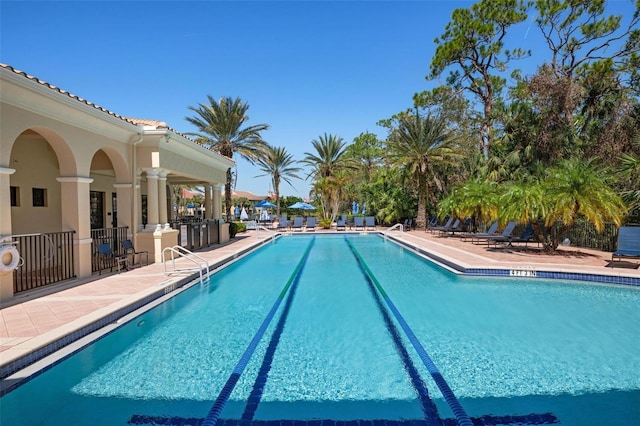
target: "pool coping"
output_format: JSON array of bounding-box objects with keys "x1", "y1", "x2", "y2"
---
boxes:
[
  {"x1": 1, "y1": 230, "x2": 638, "y2": 390},
  {"x1": 385, "y1": 232, "x2": 640, "y2": 286},
  {"x1": 0, "y1": 235, "x2": 272, "y2": 385}
]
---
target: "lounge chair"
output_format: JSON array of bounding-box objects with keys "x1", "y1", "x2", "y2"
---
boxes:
[
  {"x1": 277, "y1": 216, "x2": 289, "y2": 231},
  {"x1": 444, "y1": 218, "x2": 472, "y2": 236},
  {"x1": 121, "y1": 239, "x2": 149, "y2": 267},
  {"x1": 473, "y1": 221, "x2": 516, "y2": 245},
  {"x1": 489, "y1": 223, "x2": 535, "y2": 248},
  {"x1": 305, "y1": 216, "x2": 316, "y2": 231},
  {"x1": 461, "y1": 221, "x2": 499, "y2": 242},
  {"x1": 366, "y1": 216, "x2": 376, "y2": 230},
  {"x1": 429, "y1": 217, "x2": 453, "y2": 234},
  {"x1": 424, "y1": 217, "x2": 438, "y2": 232},
  {"x1": 97, "y1": 243, "x2": 128, "y2": 274},
  {"x1": 292, "y1": 216, "x2": 304, "y2": 231},
  {"x1": 354, "y1": 216, "x2": 365, "y2": 230},
  {"x1": 612, "y1": 226, "x2": 640, "y2": 267},
  {"x1": 336, "y1": 217, "x2": 346, "y2": 231},
  {"x1": 437, "y1": 218, "x2": 460, "y2": 236}
]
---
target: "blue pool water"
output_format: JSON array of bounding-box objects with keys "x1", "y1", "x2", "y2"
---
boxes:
[{"x1": 1, "y1": 234, "x2": 639, "y2": 425}]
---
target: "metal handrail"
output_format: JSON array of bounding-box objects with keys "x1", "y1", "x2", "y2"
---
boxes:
[
  {"x1": 162, "y1": 245, "x2": 210, "y2": 285},
  {"x1": 386, "y1": 223, "x2": 404, "y2": 232},
  {"x1": 256, "y1": 225, "x2": 276, "y2": 242}
]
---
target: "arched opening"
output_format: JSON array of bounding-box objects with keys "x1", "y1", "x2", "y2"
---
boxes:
[
  {"x1": 9, "y1": 128, "x2": 77, "y2": 292},
  {"x1": 10, "y1": 129, "x2": 65, "y2": 234}
]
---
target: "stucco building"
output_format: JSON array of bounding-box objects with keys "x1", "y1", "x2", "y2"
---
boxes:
[{"x1": 0, "y1": 64, "x2": 234, "y2": 300}]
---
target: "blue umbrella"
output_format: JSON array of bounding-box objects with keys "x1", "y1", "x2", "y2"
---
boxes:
[
  {"x1": 288, "y1": 201, "x2": 316, "y2": 210},
  {"x1": 362, "y1": 201, "x2": 366, "y2": 215},
  {"x1": 255, "y1": 199, "x2": 276, "y2": 208}
]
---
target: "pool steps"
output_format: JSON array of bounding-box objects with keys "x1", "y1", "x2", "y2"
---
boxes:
[{"x1": 162, "y1": 245, "x2": 210, "y2": 284}]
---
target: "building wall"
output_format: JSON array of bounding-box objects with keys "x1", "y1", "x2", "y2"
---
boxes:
[{"x1": 9, "y1": 133, "x2": 63, "y2": 234}]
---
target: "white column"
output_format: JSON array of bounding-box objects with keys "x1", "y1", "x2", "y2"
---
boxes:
[
  {"x1": 56, "y1": 176, "x2": 94, "y2": 279},
  {"x1": 144, "y1": 169, "x2": 160, "y2": 229},
  {"x1": 213, "y1": 184, "x2": 223, "y2": 220},
  {"x1": 113, "y1": 183, "x2": 132, "y2": 236},
  {"x1": 135, "y1": 171, "x2": 143, "y2": 231},
  {"x1": 204, "y1": 184, "x2": 213, "y2": 220},
  {"x1": 158, "y1": 171, "x2": 168, "y2": 227},
  {"x1": 0, "y1": 167, "x2": 16, "y2": 300}
]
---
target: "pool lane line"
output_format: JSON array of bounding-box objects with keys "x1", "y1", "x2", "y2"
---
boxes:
[
  {"x1": 201, "y1": 237, "x2": 316, "y2": 426},
  {"x1": 240, "y1": 239, "x2": 309, "y2": 421},
  {"x1": 345, "y1": 241, "x2": 442, "y2": 423},
  {"x1": 344, "y1": 237, "x2": 473, "y2": 426}
]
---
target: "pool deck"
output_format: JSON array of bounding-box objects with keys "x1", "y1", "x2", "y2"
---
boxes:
[{"x1": 1, "y1": 227, "x2": 639, "y2": 378}]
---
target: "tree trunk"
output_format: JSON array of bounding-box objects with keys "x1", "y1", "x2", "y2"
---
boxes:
[{"x1": 416, "y1": 193, "x2": 427, "y2": 230}]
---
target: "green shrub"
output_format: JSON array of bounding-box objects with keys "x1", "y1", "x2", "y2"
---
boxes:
[
  {"x1": 319, "y1": 218, "x2": 332, "y2": 229},
  {"x1": 229, "y1": 222, "x2": 238, "y2": 238},
  {"x1": 235, "y1": 222, "x2": 247, "y2": 233}
]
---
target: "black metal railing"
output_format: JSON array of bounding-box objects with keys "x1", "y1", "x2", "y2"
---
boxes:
[
  {"x1": 91, "y1": 227, "x2": 129, "y2": 273},
  {"x1": 12, "y1": 231, "x2": 76, "y2": 294},
  {"x1": 557, "y1": 221, "x2": 619, "y2": 252},
  {"x1": 499, "y1": 220, "x2": 624, "y2": 251}
]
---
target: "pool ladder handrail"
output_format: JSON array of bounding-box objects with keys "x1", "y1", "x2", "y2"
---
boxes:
[
  {"x1": 162, "y1": 245, "x2": 210, "y2": 284},
  {"x1": 386, "y1": 223, "x2": 404, "y2": 232},
  {"x1": 256, "y1": 225, "x2": 276, "y2": 242}
]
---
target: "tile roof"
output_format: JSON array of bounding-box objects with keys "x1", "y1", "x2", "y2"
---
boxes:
[
  {"x1": 127, "y1": 118, "x2": 169, "y2": 128},
  {"x1": 0, "y1": 63, "x2": 233, "y2": 162},
  {"x1": 1, "y1": 63, "x2": 136, "y2": 126},
  {"x1": 223, "y1": 190, "x2": 270, "y2": 201}
]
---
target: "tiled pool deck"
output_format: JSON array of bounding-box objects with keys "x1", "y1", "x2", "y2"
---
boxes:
[{"x1": 1, "y1": 228, "x2": 638, "y2": 380}]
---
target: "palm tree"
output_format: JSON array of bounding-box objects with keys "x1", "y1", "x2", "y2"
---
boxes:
[
  {"x1": 254, "y1": 145, "x2": 302, "y2": 217},
  {"x1": 500, "y1": 158, "x2": 626, "y2": 252},
  {"x1": 301, "y1": 133, "x2": 356, "y2": 219},
  {"x1": 301, "y1": 133, "x2": 355, "y2": 180},
  {"x1": 185, "y1": 96, "x2": 269, "y2": 219},
  {"x1": 386, "y1": 112, "x2": 460, "y2": 228},
  {"x1": 438, "y1": 180, "x2": 500, "y2": 231}
]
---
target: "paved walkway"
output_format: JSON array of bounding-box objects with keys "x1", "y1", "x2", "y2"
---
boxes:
[{"x1": 1, "y1": 228, "x2": 638, "y2": 376}]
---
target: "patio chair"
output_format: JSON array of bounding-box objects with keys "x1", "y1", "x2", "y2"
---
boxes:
[
  {"x1": 292, "y1": 216, "x2": 304, "y2": 231},
  {"x1": 354, "y1": 216, "x2": 365, "y2": 230},
  {"x1": 489, "y1": 223, "x2": 535, "y2": 248},
  {"x1": 97, "y1": 243, "x2": 128, "y2": 274},
  {"x1": 437, "y1": 218, "x2": 460, "y2": 236},
  {"x1": 424, "y1": 217, "x2": 438, "y2": 232},
  {"x1": 444, "y1": 218, "x2": 472, "y2": 236},
  {"x1": 277, "y1": 216, "x2": 289, "y2": 231},
  {"x1": 305, "y1": 216, "x2": 316, "y2": 231},
  {"x1": 366, "y1": 216, "x2": 376, "y2": 230},
  {"x1": 612, "y1": 226, "x2": 640, "y2": 267},
  {"x1": 429, "y1": 217, "x2": 453, "y2": 234},
  {"x1": 121, "y1": 239, "x2": 149, "y2": 267},
  {"x1": 473, "y1": 221, "x2": 516, "y2": 245},
  {"x1": 336, "y1": 217, "x2": 346, "y2": 231},
  {"x1": 461, "y1": 221, "x2": 499, "y2": 242}
]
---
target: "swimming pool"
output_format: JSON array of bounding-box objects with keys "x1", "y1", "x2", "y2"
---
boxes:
[{"x1": 1, "y1": 234, "x2": 639, "y2": 425}]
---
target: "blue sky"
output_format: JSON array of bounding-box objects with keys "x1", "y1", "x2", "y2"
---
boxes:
[{"x1": 1, "y1": 0, "x2": 636, "y2": 198}]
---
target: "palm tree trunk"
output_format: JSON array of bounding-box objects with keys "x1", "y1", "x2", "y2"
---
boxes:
[{"x1": 416, "y1": 193, "x2": 427, "y2": 229}]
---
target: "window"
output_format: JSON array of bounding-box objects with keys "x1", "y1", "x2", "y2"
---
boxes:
[
  {"x1": 90, "y1": 191, "x2": 104, "y2": 229},
  {"x1": 10, "y1": 186, "x2": 19, "y2": 206},
  {"x1": 32, "y1": 188, "x2": 47, "y2": 207}
]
